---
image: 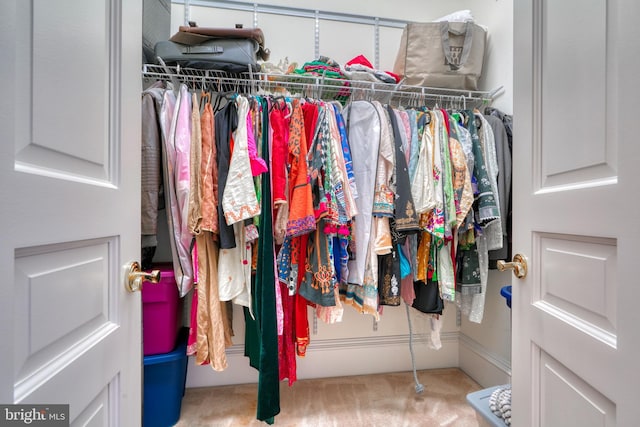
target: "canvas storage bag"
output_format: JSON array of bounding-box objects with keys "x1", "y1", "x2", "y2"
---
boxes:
[{"x1": 393, "y1": 21, "x2": 487, "y2": 90}]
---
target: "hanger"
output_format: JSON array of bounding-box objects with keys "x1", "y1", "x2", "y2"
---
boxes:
[
  {"x1": 434, "y1": 94, "x2": 444, "y2": 111},
  {"x1": 268, "y1": 95, "x2": 286, "y2": 113},
  {"x1": 284, "y1": 99, "x2": 293, "y2": 119},
  {"x1": 199, "y1": 87, "x2": 211, "y2": 111},
  {"x1": 156, "y1": 57, "x2": 180, "y2": 96},
  {"x1": 412, "y1": 91, "x2": 419, "y2": 109},
  {"x1": 208, "y1": 77, "x2": 240, "y2": 112}
]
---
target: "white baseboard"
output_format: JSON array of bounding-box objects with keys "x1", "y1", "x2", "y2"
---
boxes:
[
  {"x1": 458, "y1": 332, "x2": 511, "y2": 388},
  {"x1": 186, "y1": 332, "x2": 459, "y2": 388}
]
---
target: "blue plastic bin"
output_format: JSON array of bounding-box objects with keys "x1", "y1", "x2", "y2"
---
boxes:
[
  {"x1": 500, "y1": 285, "x2": 512, "y2": 309},
  {"x1": 467, "y1": 385, "x2": 509, "y2": 427},
  {"x1": 143, "y1": 328, "x2": 188, "y2": 427}
]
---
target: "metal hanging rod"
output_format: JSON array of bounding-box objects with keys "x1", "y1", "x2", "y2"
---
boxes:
[{"x1": 142, "y1": 63, "x2": 497, "y2": 108}]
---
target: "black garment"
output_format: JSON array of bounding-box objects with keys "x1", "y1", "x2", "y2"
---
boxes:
[
  {"x1": 378, "y1": 244, "x2": 401, "y2": 307},
  {"x1": 377, "y1": 107, "x2": 419, "y2": 307},
  {"x1": 412, "y1": 280, "x2": 444, "y2": 315},
  {"x1": 484, "y1": 108, "x2": 513, "y2": 268},
  {"x1": 214, "y1": 101, "x2": 238, "y2": 249},
  {"x1": 386, "y1": 106, "x2": 419, "y2": 236}
]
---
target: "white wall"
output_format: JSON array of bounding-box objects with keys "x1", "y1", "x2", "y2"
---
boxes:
[
  {"x1": 459, "y1": 271, "x2": 512, "y2": 387},
  {"x1": 164, "y1": 0, "x2": 513, "y2": 389},
  {"x1": 171, "y1": 0, "x2": 513, "y2": 114}
]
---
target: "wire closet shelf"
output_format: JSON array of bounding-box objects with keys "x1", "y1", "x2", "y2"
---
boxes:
[{"x1": 142, "y1": 63, "x2": 500, "y2": 110}]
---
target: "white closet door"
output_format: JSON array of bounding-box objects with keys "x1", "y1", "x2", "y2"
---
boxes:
[
  {"x1": 512, "y1": 0, "x2": 640, "y2": 425},
  {"x1": 0, "y1": 1, "x2": 142, "y2": 425}
]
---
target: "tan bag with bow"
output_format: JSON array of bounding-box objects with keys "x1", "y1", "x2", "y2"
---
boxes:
[{"x1": 393, "y1": 21, "x2": 487, "y2": 90}]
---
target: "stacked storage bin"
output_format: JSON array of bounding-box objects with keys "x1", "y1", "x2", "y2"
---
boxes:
[
  {"x1": 142, "y1": 265, "x2": 187, "y2": 427},
  {"x1": 466, "y1": 286, "x2": 512, "y2": 427}
]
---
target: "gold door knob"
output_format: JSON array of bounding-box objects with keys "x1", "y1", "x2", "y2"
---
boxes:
[
  {"x1": 497, "y1": 253, "x2": 528, "y2": 279},
  {"x1": 125, "y1": 261, "x2": 161, "y2": 293}
]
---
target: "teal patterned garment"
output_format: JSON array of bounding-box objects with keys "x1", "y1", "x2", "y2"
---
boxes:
[
  {"x1": 425, "y1": 110, "x2": 445, "y2": 241},
  {"x1": 407, "y1": 109, "x2": 421, "y2": 182},
  {"x1": 438, "y1": 110, "x2": 457, "y2": 240},
  {"x1": 297, "y1": 107, "x2": 339, "y2": 307},
  {"x1": 298, "y1": 220, "x2": 338, "y2": 307},
  {"x1": 464, "y1": 110, "x2": 499, "y2": 224},
  {"x1": 456, "y1": 242, "x2": 482, "y2": 296}
]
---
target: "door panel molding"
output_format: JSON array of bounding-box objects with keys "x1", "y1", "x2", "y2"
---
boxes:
[
  {"x1": 13, "y1": 0, "x2": 123, "y2": 186},
  {"x1": 540, "y1": 350, "x2": 616, "y2": 427}
]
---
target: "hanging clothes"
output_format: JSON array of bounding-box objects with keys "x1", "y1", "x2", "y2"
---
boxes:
[
  {"x1": 278, "y1": 99, "x2": 316, "y2": 359},
  {"x1": 188, "y1": 91, "x2": 203, "y2": 237},
  {"x1": 378, "y1": 105, "x2": 419, "y2": 307},
  {"x1": 173, "y1": 85, "x2": 195, "y2": 296},
  {"x1": 387, "y1": 105, "x2": 419, "y2": 236},
  {"x1": 276, "y1": 98, "x2": 315, "y2": 384},
  {"x1": 141, "y1": 73, "x2": 511, "y2": 425},
  {"x1": 344, "y1": 101, "x2": 381, "y2": 287},
  {"x1": 215, "y1": 99, "x2": 238, "y2": 250},
  {"x1": 342, "y1": 100, "x2": 393, "y2": 319},
  {"x1": 455, "y1": 110, "x2": 501, "y2": 323},
  {"x1": 270, "y1": 101, "x2": 290, "y2": 244},
  {"x1": 190, "y1": 91, "x2": 233, "y2": 370},
  {"x1": 222, "y1": 96, "x2": 261, "y2": 225},
  {"x1": 245, "y1": 96, "x2": 280, "y2": 424},
  {"x1": 448, "y1": 116, "x2": 475, "y2": 228},
  {"x1": 186, "y1": 91, "x2": 203, "y2": 357},
  {"x1": 483, "y1": 113, "x2": 512, "y2": 265},
  {"x1": 218, "y1": 97, "x2": 258, "y2": 311},
  {"x1": 159, "y1": 84, "x2": 195, "y2": 297},
  {"x1": 476, "y1": 112, "x2": 502, "y2": 252},
  {"x1": 140, "y1": 81, "x2": 167, "y2": 269},
  {"x1": 298, "y1": 105, "x2": 339, "y2": 308}
]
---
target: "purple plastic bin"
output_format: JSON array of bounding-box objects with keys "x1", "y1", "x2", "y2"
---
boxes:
[{"x1": 142, "y1": 264, "x2": 182, "y2": 356}]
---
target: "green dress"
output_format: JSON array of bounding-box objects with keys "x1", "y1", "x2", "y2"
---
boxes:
[{"x1": 244, "y1": 97, "x2": 280, "y2": 424}]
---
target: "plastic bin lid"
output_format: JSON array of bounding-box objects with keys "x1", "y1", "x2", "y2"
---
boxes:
[
  {"x1": 500, "y1": 285, "x2": 512, "y2": 309},
  {"x1": 143, "y1": 328, "x2": 187, "y2": 365}
]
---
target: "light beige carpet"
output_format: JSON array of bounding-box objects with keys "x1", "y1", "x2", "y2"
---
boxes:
[{"x1": 175, "y1": 368, "x2": 483, "y2": 426}]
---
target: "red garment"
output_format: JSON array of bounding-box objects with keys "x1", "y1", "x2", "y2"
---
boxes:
[
  {"x1": 346, "y1": 54, "x2": 374, "y2": 69},
  {"x1": 278, "y1": 282, "x2": 297, "y2": 386},
  {"x1": 440, "y1": 108, "x2": 452, "y2": 139},
  {"x1": 277, "y1": 99, "x2": 316, "y2": 376},
  {"x1": 287, "y1": 126, "x2": 320, "y2": 346},
  {"x1": 286, "y1": 100, "x2": 315, "y2": 237},
  {"x1": 270, "y1": 103, "x2": 289, "y2": 203},
  {"x1": 295, "y1": 233, "x2": 311, "y2": 357},
  {"x1": 384, "y1": 70, "x2": 401, "y2": 83},
  {"x1": 301, "y1": 102, "x2": 319, "y2": 151}
]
